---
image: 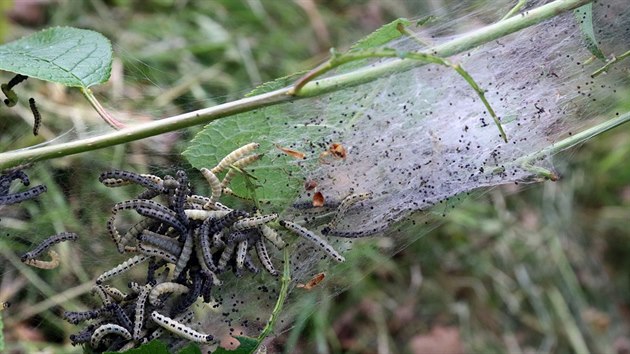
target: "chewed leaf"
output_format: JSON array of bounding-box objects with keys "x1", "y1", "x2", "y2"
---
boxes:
[
  {"x1": 105, "y1": 339, "x2": 169, "y2": 354},
  {"x1": 574, "y1": 4, "x2": 606, "y2": 61},
  {"x1": 0, "y1": 27, "x2": 112, "y2": 88},
  {"x1": 351, "y1": 18, "x2": 412, "y2": 50},
  {"x1": 213, "y1": 336, "x2": 258, "y2": 354}
]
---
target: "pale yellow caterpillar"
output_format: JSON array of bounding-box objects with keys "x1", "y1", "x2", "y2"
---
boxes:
[{"x1": 210, "y1": 142, "x2": 260, "y2": 174}]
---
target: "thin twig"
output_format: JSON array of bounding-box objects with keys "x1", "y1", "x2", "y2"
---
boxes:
[{"x1": 591, "y1": 49, "x2": 630, "y2": 78}]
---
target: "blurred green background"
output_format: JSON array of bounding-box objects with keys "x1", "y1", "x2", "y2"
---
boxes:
[{"x1": 1, "y1": 0, "x2": 629, "y2": 353}]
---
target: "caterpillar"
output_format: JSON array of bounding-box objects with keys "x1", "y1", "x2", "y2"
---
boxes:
[
  {"x1": 23, "y1": 250, "x2": 61, "y2": 269},
  {"x1": 21, "y1": 231, "x2": 78, "y2": 262},
  {"x1": 137, "y1": 243, "x2": 178, "y2": 264},
  {"x1": 2, "y1": 74, "x2": 27, "y2": 107},
  {"x1": 279, "y1": 220, "x2": 345, "y2": 262},
  {"x1": 63, "y1": 308, "x2": 105, "y2": 325},
  {"x1": 28, "y1": 98, "x2": 41, "y2": 136},
  {"x1": 107, "y1": 303, "x2": 133, "y2": 331},
  {"x1": 184, "y1": 209, "x2": 231, "y2": 221},
  {"x1": 96, "y1": 255, "x2": 150, "y2": 284},
  {"x1": 149, "y1": 282, "x2": 190, "y2": 306},
  {"x1": 117, "y1": 218, "x2": 157, "y2": 253},
  {"x1": 200, "y1": 168, "x2": 222, "y2": 203},
  {"x1": 147, "y1": 310, "x2": 195, "y2": 342},
  {"x1": 169, "y1": 271, "x2": 203, "y2": 317},
  {"x1": 99, "y1": 170, "x2": 163, "y2": 191},
  {"x1": 211, "y1": 142, "x2": 260, "y2": 174},
  {"x1": 235, "y1": 239, "x2": 248, "y2": 270},
  {"x1": 133, "y1": 283, "x2": 153, "y2": 340},
  {"x1": 255, "y1": 238, "x2": 278, "y2": 276},
  {"x1": 259, "y1": 224, "x2": 286, "y2": 249},
  {"x1": 90, "y1": 323, "x2": 132, "y2": 348},
  {"x1": 5, "y1": 74, "x2": 28, "y2": 90},
  {"x1": 172, "y1": 170, "x2": 190, "y2": 225},
  {"x1": 200, "y1": 209, "x2": 248, "y2": 239},
  {"x1": 231, "y1": 213, "x2": 278, "y2": 231},
  {"x1": 139, "y1": 229, "x2": 182, "y2": 256},
  {"x1": 321, "y1": 224, "x2": 388, "y2": 238},
  {"x1": 150, "y1": 311, "x2": 213, "y2": 343},
  {"x1": 172, "y1": 229, "x2": 194, "y2": 279},
  {"x1": 231, "y1": 153, "x2": 262, "y2": 169},
  {"x1": 217, "y1": 242, "x2": 236, "y2": 271},
  {"x1": 101, "y1": 285, "x2": 127, "y2": 302},
  {"x1": 195, "y1": 228, "x2": 218, "y2": 272},
  {"x1": 0, "y1": 169, "x2": 30, "y2": 196},
  {"x1": 219, "y1": 168, "x2": 238, "y2": 190},
  {"x1": 0, "y1": 184, "x2": 47, "y2": 205},
  {"x1": 322, "y1": 192, "x2": 373, "y2": 233},
  {"x1": 243, "y1": 253, "x2": 259, "y2": 274},
  {"x1": 91, "y1": 284, "x2": 113, "y2": 306}
]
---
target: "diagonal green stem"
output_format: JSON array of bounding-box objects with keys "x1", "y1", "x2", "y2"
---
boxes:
[
  {"x1": 255, "y1": 248, "x2": 291, "y2": 351},
  {"x1": 0, "y1": 0, "x2": 592, "y2": 169},
  {"x1": 515, "y1": 110, "x2": 630, "y2": 168},
  {"x1": 591, "y1": 49, "x2": 630, "y2": 77}
]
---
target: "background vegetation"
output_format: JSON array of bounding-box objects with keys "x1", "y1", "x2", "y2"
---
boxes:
[{"x1": 1, "y1": 0, "x2": 629, "y2": 353}]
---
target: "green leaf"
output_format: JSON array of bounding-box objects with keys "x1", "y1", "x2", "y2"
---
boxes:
[
  {"x1": 350, "y1": 18, "x2": 411, "y2": 50},
  {"x1": 178, "y1": 343, "x2": 202, "y2": 354},
  {"x1": 183, "y1": 103, "x2": 311, "y2": 213},
  {"x1": 213, "y1": 336, "x2": 259, "y2": 354},
  {"x1": 574, "y1": 4, "x2": 606, "y2": 61},
  {"x1": 0, "y1": 27, "x2": 112, "y2": 88},
  {"x1": 105, "y1": 339, "x2": 169, "y2": 354}
]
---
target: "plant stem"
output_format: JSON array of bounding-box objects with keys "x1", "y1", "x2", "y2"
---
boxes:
[
  {"x1": 0, "y1": 88, "x2": 291, "y2": 169},
  {"x1": 518, "y1": 110, "x2": 630, "y2": 164},
  {"x1": 291, "y1": 48, "x2": 508, "y2": 141},
  {"x1": 502, "y1": 0, "x2": 529, "y2": 20},
  {"x1": 255, "y1": 248, "x2": 291, "y2": 351},
  {"x1": 591, "y1": 49, "x2": 630, "y2": 77},
  {"x1": 0, "y1": 0, "x2": 592, "y2": 169},
  {"x1": 80, "y1": 88, "x2": 126, "y2": 130}
]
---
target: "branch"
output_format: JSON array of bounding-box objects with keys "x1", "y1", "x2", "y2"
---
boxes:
[{"x1": 0, "y1": 0, "x2": 592, "y2": 169}]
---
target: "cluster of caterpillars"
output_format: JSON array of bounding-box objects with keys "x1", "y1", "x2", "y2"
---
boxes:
[
  {"x1": 2, "y1": 166, "x2": 66, "y2": 270},
  {"x1": 0, "y1": 165, "x2": 47, "y2": 207},
  {"x1": 1, "y1": 74, "x2": 42, "y2": 136},
  {"x1": 65, "y1": 142, "x2": 355, "y2": 352}
]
